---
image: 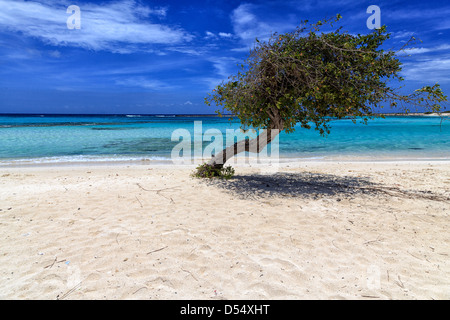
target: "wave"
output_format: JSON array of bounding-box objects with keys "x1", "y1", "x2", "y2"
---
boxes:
[
  {"x1": 0, "y1": 155, "x2": 173, "y2": 166},
  {"x1": 0, "y1": 121, "x2": 154, "y2": 128},
  {"x1": 127, "y1": 115, "x2": 176, "y2": 118},
  {"x1": 0, "y1": 122, "x2": 104, "y2": 128}
]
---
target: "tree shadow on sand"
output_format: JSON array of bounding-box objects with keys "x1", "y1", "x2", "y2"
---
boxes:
[{"x1": 205, "y1": 172, "x2": 450, "y2": 202}]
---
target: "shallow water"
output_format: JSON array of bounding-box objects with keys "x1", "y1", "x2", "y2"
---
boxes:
[{"x1": 0, "y1": 114, "x2": 449, "y2": 164}]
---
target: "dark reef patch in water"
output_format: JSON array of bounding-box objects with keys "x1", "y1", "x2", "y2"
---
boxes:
[
  {"x1": 102, "y1": 138, "x2": 178, "y2": 153},
  {"x1": 91, "y1": 127, "x2": 142, "y2": 131}
]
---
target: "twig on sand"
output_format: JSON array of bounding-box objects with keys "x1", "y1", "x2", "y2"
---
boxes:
[
  {"x1": 395, "y1": 275, "x2": 405, "y2": 289},
  {"x1": 136, "y1": 183, "x2": 179, "y2": 203},
  {"x1": 57, "y1": 281, "x2": 82, "y2": 300},
  {"x1": 44, "y1": 257, "x2": 58, "y2": 269},
  {"x1": 132, "y1": 286, "x2": 148, "y2": 295},
  {"x1": 135, "y1": 196, "x2": 143, "y2": 208},
  {"x1": 147, "y1": 246, "x2": 168, "y2": 255},
  {"x1": 136, "y1": 183, "x2": 179, "y2": 192},
  {"x1": 331, "y1": 240, "x2": 344, "y2": 252},
  {"x1": 181, "y1": 268, "x2": 199, "y2": 282},
  {"x1": 407, "y1": 250, "x2": 430, "y2": 262},
  {"x1": 44, "y1": 257, "x2": 66, "y2": 269},
  {"x1": 363, "y1": 236, "x2": 383, "y2": 245},
  {"x1": 136, "y1": 183, "x2": 152, "y2": 191},
  {"x1": 360, "y1": 185, "x2": 450, "y2": 202}
]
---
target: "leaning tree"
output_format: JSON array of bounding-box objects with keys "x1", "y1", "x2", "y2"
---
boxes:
[{"x1": 197, "y1": 15, "x2": 447, "y2": 176}]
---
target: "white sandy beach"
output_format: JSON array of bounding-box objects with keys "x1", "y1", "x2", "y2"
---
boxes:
[{"x1": 0, "y1": 160, "x2": 449, "y2": 300}]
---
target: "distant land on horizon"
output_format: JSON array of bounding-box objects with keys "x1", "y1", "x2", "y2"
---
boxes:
[{"x1": 0, "y1": 112, "x2": 449, "y2": 117}]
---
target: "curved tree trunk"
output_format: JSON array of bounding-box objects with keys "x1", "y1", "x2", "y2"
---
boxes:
[{"x1": 207, "y1": 127, "x2": 280, "y2": 168}]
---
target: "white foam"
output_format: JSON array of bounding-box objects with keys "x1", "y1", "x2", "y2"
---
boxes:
[{"x1": 0, "y1": 155, "x2": 173, "y2": 166}]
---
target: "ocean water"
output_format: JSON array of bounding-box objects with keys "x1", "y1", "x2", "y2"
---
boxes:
[{"x1": 0, "y1": 114, "x2": 449, "y2": 165}]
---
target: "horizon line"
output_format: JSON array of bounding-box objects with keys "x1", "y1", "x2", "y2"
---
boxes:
[{"x1": 0, "y1": 112, "x2": 446, "y2": 117}]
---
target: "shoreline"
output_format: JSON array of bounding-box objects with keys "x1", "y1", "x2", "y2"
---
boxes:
[
  {"x1": 1, "y1": 112, "x2": 449, "y2": 117},
  {"x1": 1, "y1": 156, "x2": 450, "y2": 169}
]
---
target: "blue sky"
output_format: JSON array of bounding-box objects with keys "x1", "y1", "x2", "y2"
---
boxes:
[{"x1": 0, "y1": 0, "x2": 449, "y2": 114}]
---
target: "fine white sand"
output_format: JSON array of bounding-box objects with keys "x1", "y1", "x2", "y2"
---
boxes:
[{"x1": 0, "y1": 161, "x2": 449, "y2": 300}]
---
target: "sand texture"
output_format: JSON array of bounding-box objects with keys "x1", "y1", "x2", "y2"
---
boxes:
[{"x1": 0, "y1": 161, "x2": 449, "y2": 300}]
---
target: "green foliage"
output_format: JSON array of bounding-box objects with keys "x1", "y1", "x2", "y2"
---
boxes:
[
  {"x1": 205, "y1": 14, "x2": 447, "y2": 136},
  {"x1": 192, "y1": 163, "x2": 235, "y2": 180}
]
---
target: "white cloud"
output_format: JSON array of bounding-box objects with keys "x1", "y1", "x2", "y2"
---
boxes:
[
  {"x1": 166, "y1": 46, "x2": 205, "y2": 56},
  {"x1": 205, "y1": 31, "x2": 216, "y2": 39},
  {"x1": 48, "y1": 50, "x2": 61, "y2": 58},
  {"x1": 204, "y1": 31, "x2": 234, "y2": 40},
  {"x1": 0, "y1": 0, "x2": 192, "y2": 53},
  {"x1": 210, "y1": 57, "x2": 240, "y2": 78},
  {"x1": 92, "y1": 59, "x2": 196, "y2": 76},
  {"x1": 401, "y1": 58, "x2": 450, "y2": 82},
  {"x1": 231, "y1": 4, "x2": 271, "y2": 44},
  {"x1": 385, "y1": 7, "x2": 450, "y2": 21},
  {"x1": 400, "y1": 48, "x2": 431, "y2": 55},
  {"x1": 230, "y1": 3, "x2": 295, "y2": 47},
  {"x1": 436, "y1": 20, "x2": 450, "y2": 30},
  {"x1": 218, "y1": 32, "x2": 233, "y2": 38},
  {"x1": 230, "y1": 46, "x2": 252, "y2": 53},
  {"x1": 399, "y1": 44, "x2": 450, "y2": 56},
  {"x1": 392, "y1": 31, "x2": 415, "y2": 39},
  {"x1": 115, "y1": 77, "x2": 176, "y2": 90},
  {"x1": 197, "y1": 76, "x2": 225, "y2": 91}
]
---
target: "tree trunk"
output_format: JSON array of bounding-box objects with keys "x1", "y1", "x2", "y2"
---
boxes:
[{"x1": 207, "y1": 127, "x2": 280, "y2": 168}]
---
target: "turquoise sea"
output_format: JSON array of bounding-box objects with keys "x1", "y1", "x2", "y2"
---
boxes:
[{"x1": 0, "y1": 114, "x2": 449, "y2": 165}]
